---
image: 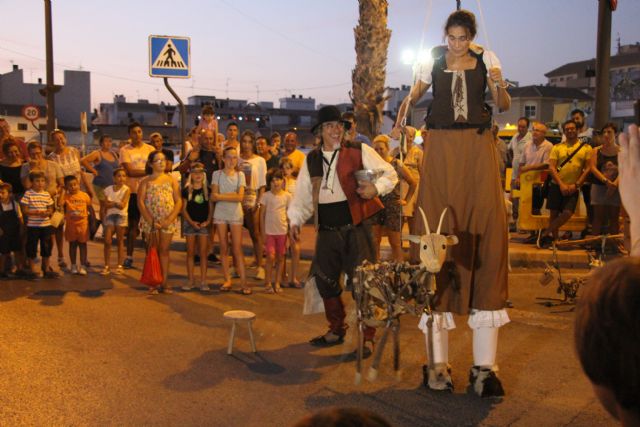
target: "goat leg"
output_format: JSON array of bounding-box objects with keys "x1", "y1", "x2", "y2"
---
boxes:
[{"x1": 368, "y1": 321, "x2": 391, "y2": 381}]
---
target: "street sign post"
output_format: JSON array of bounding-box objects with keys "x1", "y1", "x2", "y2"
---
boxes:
[{"x1": 149, "y1": 35, "x2": 190, "y2": 157}]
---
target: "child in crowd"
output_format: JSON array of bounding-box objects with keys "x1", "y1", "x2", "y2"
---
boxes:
[
  {"x1": 181, "y1": 163, "x2": 212, "y2": 291},
  {"x1": 20, "y1": 171, "x2": 57, "y2": 278},
  {"x1": 101, "y1": 168, "x2": 130, "y2": 275},
  {"x1": 62, "y1": 175, "x2": 93, "y2": 275},
  {"x1": 211, "y1": 146, "x2": 250, "y2": 294},
  {"x1": 280, "y1": 157, "x2": 301, "y2": 288},
  {"x1": 260, "y1": 169, "x2": 291, "y2": 293},
  {"x1": 0, "y1": 183, "x2": 26, "y2": 278}
]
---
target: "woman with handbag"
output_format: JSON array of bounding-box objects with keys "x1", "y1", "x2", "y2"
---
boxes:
[{"x1": 138, "y1": 150, "x2": 182, "y2": 295}]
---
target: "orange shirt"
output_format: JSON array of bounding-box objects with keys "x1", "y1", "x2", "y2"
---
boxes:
[{"x1": 64, "y1": 191, "x2": 91, "y2": 224}]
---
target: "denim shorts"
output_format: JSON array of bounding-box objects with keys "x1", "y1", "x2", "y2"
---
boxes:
[
  {"x1": 183, "y1": 221, "x2": 210, "y2": 236},
  {"x1": 104, "y1": 213, "x2": 128, "y2": 228},
  {"x1": 213, "y1": 218, "x2": 243, "y2": 226}
]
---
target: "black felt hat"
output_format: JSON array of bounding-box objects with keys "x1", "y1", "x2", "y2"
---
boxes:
[{"x1": 311, "y1": 105, "x2": 351, "y2": 134}]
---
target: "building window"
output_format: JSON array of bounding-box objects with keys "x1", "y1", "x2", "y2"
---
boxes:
[
  {"x1": 17, "y1": 123, "x2": 28, "y2": 131},
  {"x1": 524, "y1": 104, "x2": 537, "y2": 119}
]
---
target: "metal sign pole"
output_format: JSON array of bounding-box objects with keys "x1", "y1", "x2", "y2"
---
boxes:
[
  {"x1": 149, "y1": 35, "x2": 190, "y2": 157},
  {"x1": 163, "y1": 77, "x2": 186, "y2": 158}
]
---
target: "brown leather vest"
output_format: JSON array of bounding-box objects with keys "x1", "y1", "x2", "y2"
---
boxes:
[{"x1": 307, "y1": 142, "x2": 383, "y2": 228}]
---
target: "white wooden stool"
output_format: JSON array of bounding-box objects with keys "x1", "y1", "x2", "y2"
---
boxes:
[{"x1": 223, "y1": 310, "x2": 257, "y2": 354}]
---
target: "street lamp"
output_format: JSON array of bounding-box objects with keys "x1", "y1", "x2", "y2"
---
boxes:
[{"x1": 401, "y1": 49, "x2": 416, "y2": 66}]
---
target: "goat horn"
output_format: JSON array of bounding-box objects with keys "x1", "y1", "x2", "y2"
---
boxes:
[
  {"x1": 436, "y1": 207, "x2": 448, "y2": 234},
  {"x1": 418, "y1": 207, "x2": 431, "y2": 234}
]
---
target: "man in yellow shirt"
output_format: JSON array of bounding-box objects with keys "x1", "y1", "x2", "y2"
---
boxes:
[
  {"x1": 282, "y1": 131, "x2": 306, "y2": 176},
  {"x1": 538, "y1": 120, "x2": 592, "y2": 248}
]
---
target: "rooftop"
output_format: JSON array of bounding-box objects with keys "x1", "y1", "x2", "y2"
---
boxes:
[{"x1": 545, "y1": 47, "x2": 640, "y2": 78}]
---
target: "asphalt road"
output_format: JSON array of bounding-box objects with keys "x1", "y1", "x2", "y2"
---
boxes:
[{"x1": 0, "y1": 241, "x2": 616, "y2": 427}]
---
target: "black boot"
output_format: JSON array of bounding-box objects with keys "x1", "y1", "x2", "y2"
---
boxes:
[{"x1": 309, "y1": 296, "x2": 346, "y2": 347}]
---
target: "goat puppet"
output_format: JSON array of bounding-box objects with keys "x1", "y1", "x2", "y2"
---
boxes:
[{"x1": 353, "y1": 207, "x2": 458, "y2": 384}]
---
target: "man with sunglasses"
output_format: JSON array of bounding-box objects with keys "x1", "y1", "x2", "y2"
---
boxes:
[
  {"x1": 288, "y1": 105, "x2": 397, "y2": 357},
  {"x1": 537, "y1": 119, "x2": 592, "y2": 248},
  {"x1": 342, "y1": 111, "x2": 372, "y2": 146}
]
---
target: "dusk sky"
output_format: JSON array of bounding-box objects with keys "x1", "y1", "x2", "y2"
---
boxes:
[{"x1": 2, "y1": 0, "x2": 640, "y2": 110}]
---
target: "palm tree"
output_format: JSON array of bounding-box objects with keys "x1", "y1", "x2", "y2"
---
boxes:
[{"x1": 351, "y1": 0, "x2": 391, "y2": 140}]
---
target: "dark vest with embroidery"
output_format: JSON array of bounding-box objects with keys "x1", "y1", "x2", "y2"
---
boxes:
[
  {"x1": 426, "y1": 46, "x2": 492, "y2": 129},
  {"x1": 306, "y1": 142, "x2": 383, "y2": 228}
]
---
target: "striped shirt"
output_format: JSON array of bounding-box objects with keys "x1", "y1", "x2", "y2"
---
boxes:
[{"x1": 20, "y1": 189, "x2": 54, "y2": 227}]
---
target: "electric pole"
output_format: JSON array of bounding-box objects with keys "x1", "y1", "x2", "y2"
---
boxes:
[{"x1": 594, "y1": 0, "x2": 612, "y2": 129}]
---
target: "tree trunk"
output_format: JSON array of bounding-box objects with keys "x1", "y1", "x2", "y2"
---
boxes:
[{"x1": 352, "y1": 0, "x2": 391, "y2": 140}]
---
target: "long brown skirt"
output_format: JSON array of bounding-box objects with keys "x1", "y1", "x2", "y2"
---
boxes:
[{"x1": 412, "y1": 128, "x2": 508, "y2": 314}]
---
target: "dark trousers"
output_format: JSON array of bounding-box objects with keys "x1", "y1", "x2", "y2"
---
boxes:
[
  {"x1": 311, "y1": 222, "x2": 376, "y2": 340},
  {"x1": 532, "y1": 184, "x2": 545, "y2": 213},
  {"x1": 311, "y1": 223, "x2": 375, "y2": 299},
  {"x1": 26, "y1": 226, "x2": 52, "y2": 259}
]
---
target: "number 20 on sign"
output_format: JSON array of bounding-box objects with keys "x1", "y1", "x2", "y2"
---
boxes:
[{"x1": 22, "y1": 105, "x2": 40, "y2": 122}]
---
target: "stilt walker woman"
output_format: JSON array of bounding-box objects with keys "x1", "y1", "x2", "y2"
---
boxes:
[{"x1": 392, "y1": 8, "x2": 511, "y2": 397}]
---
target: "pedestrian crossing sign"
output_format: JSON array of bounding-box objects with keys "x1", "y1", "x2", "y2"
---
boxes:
[{"x1": 149, "y1": 35, "x2": 190, "y2": 78}]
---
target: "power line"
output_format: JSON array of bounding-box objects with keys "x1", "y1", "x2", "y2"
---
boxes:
[
  {"x1": 215, "y1": 0, "x2": 349, "y2": 66},
  {"x1": 0, "y1": 46, "x2": 403, "y2": 98}
]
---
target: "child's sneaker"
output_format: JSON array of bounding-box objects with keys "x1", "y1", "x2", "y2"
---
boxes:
[
  {"x1": 123, "y1": 258, "x2": 133, "y2": 269},
  {"x1": 181, "y1": 282, "x2": 194, "y2": 291},
  {"x1": 43, "y1": 269, "x2": 60, "y2": 279},
  {"x1": 78, "y1": 266, "x2": 88, "y2": 276},
  {"x1": 71, "y1": 265, "x2": 79, "y2": 275},
  {"x1": 199, "y1": 283, "x2": 210, "y2": 292},
  {"x1": 100, "y1": 266, "x2": 111, "y2": 276},
  {"x1": 58, "y1": 258, "x2": 67, "y2": 270}
]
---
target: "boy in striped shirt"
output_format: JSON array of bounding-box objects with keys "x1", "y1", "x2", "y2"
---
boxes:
[{"x1": 20, "y1": 171, "x2": 58, "y2": 278}]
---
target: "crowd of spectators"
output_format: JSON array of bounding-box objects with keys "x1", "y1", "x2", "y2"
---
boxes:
[{"x1": 0, "y1": 106, "x2": 423, "y2": 293}]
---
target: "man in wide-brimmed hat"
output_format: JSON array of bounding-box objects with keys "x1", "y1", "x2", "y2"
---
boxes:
[{"x1": 287, "y1": 105, "x2": 398, "y2": 356}]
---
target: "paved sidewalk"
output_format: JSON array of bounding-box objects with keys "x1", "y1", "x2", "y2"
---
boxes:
[{"x1": 0, "y1": 235, "x2": 616, "y2": 426}]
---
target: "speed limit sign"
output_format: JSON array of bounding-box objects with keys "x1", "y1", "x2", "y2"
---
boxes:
[{"x1": 22, "y1": 105, "x2": 40, "y2": 122}]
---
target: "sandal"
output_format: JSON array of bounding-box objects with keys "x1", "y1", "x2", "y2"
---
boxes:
[
  {"x1": 148, "y1": 288, "x2": 159, "y2": 295},
  {"x1": 309, "y1": 331, "x2": 345, "y2": 347},
  {"x1": 240, "y1": 287, "x2": 253, "y2": 295},
  {"x1": 274, "y1": 284, "x2": 284, "y2": 294},
  {"x1": 264, "y1": 284, "x2": 275, "y2": 294},
  {"x1": 220, "y1": 283, "x2": 233, "y2": 292},
  {"x1": 290, "y1": 280, "x2": 303, "y2": 289},
  {"x1": 162, "y1": 287, "x2": 174, "y2": 294}
]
